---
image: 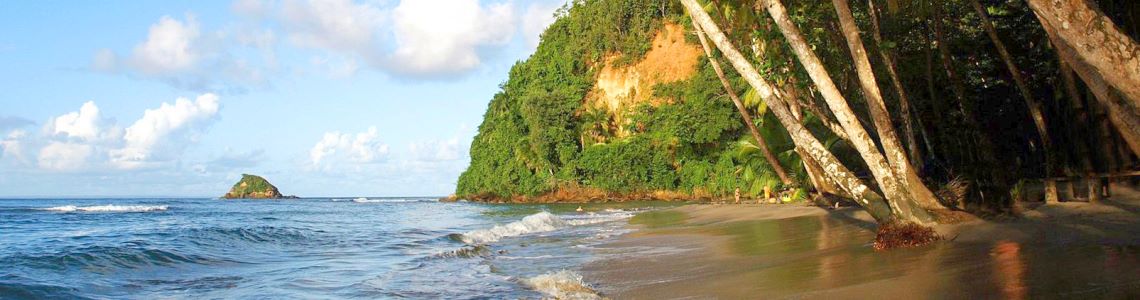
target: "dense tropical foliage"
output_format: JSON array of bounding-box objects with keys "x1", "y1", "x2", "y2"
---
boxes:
[{"x1": 458, "y1": 0, "x2": 1140, "y2": 219}]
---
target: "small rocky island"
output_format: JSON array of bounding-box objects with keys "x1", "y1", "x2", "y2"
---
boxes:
[{"x1": 222, "y1": 174, "x2": 298, "y2": 199}]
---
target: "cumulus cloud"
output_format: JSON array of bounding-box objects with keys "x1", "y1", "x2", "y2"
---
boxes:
[
  {"x1": 6, "y1": 94, "x2": 223, "y2": 172},
  {"x1": 38, "y1": 142, "x2": 95, "y2": 171},
  {"x1": 273, "y1": 0, "x2": 561, "y2": 78},
  {"x1": 308, "y1": 126, "x2": 390, "y2": 170},
  {"x1": 281, "y1": 0, "x2": 383, "y2": 53},
  {"x1": 0, "y1": 130, "x2": 29, "y2": 162},
  {"x1": 131, "y1": 16, "x2": 202, "y2": 75},
  {"x1": 111, "y1": 94, "x2": 221, "y2": 169},
  {"x1": 386, "y1": 0, "x2": 515, "y2": 76},
  {"x1": 94, "y1": 15, "x2": 274, "y2": 93},
  {"x1": 46, "y1": 101, "x2": 106, "y2": 141}
]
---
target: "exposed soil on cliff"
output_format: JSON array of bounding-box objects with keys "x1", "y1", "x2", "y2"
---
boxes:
[{"x1": 586, "y1": 23, "x2": 703, "y2": 138}]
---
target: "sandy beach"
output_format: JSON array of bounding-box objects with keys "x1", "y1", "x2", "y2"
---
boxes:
[{"x1": 584, "y1": 187, "x2": 1140, "y2": 299}]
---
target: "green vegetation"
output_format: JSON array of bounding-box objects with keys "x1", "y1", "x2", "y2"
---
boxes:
[
  {"x1": 456, "y1": 0, "x2": 808, "y2": 200},
  {"x1": 223, "y1": 174, "x2": 284, "y2": 199},
  {"x1": 461, "y1": 0, "x2": 1140, "y2": 213}
]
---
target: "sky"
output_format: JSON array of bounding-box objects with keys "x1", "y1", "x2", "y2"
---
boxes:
[{"x1": 0, "y1": 0, "x2": 566, "y2": 197}]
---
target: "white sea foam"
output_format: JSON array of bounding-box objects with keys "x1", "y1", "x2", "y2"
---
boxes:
[
  {"x1": 352, "y1": 198, "x2": 424, "y2": 203},
  {"x1": 523, "y1": 270, "x2": 601, "y2": 300},
  {"x1": 459, "y1": 211, "x2": 633, "y2": 245},
  {"x1": 41, "y1": 205, "x2": 169, "y2": 213}
]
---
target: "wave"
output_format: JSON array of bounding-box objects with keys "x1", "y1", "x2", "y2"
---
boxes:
[
  {"x1": 431, "y1": 245, "x2": 494, "y2": 259},
  {"x1": 522, "y1": 270, "x2": 601, "y2": 300},
  {"x1": 0, "y1": 275, "x2": 92, "y2": 300},
  {"x1": 455, "y1": 211, "x2": 631, "y2": 245},
  {"x1": 3, "y1": 243, "x2": 215, "y2": 272},
  {"x1": 352, "y1": 198, "x2": 430, "y2": 203},
  {"x1": 39, "y1": 205, "x2": 168, "y2": 213},
  {"x1": 184, "y1": 226, "x2": 316, "y2": 245}
]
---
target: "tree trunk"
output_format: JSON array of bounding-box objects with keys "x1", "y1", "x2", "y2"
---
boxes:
[
  {"x1": 784, "y1": 82, "x2": 844, "y2": 196},
  {"x1": 932, "y1": 2, "x2": 968, "y2": 110},
  {"x1": 868, "y1": 0, "x2": 928, "y2": 172},
  {"x1": 1027, "y1": 0, "x2": 1140, "y2": 109},
  {"x1": 971, "y1": 0, "x2": 1059, "y2": 205},
  {"x1": 683, "y1": 0, "x2": 895, "y2": 223},
  {"x1": 833, "y1": 0, "x2": 945, "y2": 210},
  {"x1": 922, "y1": 22, "x2": 949, "y2": 161},
  {"x1": 693, "y1": 22, "x2": 795, "y2": 186},
  {"x1": 1040, "y1": 17, "x2": 1140, "y2": 156},
  {"x1": 762, "y1": 0, "x2": 934, "y2": 224}
]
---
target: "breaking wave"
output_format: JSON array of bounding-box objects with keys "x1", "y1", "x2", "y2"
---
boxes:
[
  {"x1": 522, "y1": 270, "x2": 601, "y2": 300},
  {"x1": 455, "y1": 211, "x2": 632, "y2": 245},
  {"x1": 39, "y1": 205, "x2": 169, "y2": 213}
]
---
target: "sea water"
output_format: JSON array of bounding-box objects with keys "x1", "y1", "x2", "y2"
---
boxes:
[{"x1": 0, "y1": 198, "x2": 678, "y2": 299}]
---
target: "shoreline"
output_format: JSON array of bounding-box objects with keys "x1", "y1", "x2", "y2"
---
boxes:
[{"x1": 583, "y1": 189, "x2": 1140, "y2": 298}]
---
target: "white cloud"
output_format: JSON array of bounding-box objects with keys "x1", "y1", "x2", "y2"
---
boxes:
[
  {"x1": 111, "y1": 94, "x2": 221, "y2": 169},
  {"x1": 280, "y1": 0, "x2": 383, "y2": 54},
  {"x1": 46, "y1": 101, "x2": 105, "y2": 141},
  {"x1": 94, "y1": 15, "x2": 275, "y2": 93},
  {"x1": 38, "y1": 142, "x2": 94, "y2": 171},
  {"x1": 1, "y1": 130, "x2": 28, "y2": 162},
  {"x1": 131, "y1": 15, "x2": 202, "y2": 75},
  {"x1": 8, "y1": 94, "x2": 223, "y2": 173},
  {"x1": 309, "y1": 126, "x2": 390, "y2": 170},
  {"x1": 387, "y1": 0, "x2": 516, "y2": 76}
]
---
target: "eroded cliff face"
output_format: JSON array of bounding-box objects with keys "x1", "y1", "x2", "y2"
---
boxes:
[{"x1": 586, "y1": 23, "x2": 703, "y2": 138}]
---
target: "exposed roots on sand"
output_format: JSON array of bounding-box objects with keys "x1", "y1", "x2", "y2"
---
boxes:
[{"x1": 873, "y1": 221, "x2": 943, "y2": 250}]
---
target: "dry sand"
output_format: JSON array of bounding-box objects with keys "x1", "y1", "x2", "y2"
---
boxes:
[{"x1": 583, "y1": 187, "x2": 1140, "y2": 299}]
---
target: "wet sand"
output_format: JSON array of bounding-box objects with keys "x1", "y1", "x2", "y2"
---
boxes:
[{"x1": 584, "y1": 188, "x2": 1140, "y2": 299}]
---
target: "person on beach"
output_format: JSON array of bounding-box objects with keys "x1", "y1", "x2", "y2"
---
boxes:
[{"x1": 734, "y1": 187, "x2": 741, "y2": 204}]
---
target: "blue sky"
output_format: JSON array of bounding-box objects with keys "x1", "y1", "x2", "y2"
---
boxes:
[{"x1": 0, "y1": 0, "x2": 565, "y2": 197}]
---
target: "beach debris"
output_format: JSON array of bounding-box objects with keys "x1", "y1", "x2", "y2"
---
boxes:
[{"x1": 873, "y1": 221, "x2": 943, "y2": 250}]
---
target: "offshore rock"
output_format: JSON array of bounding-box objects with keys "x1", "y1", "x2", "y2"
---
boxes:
[{"x1": 222, "y1": 174, "x2": 295, "y2": 199}]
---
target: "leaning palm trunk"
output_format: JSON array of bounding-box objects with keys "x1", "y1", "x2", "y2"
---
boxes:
[
  {"x1": 1037, "y1": 14, "x2": 1140, "y2": 157},
  {"x1": 970, "y1": 0, "x2": 1059, "y2": 203},
  {"x1": 868, "y1": 0, "x2": 930, "y2": 170},
  {"x1": 682, "y1": 1, "x2": 894, "y2": 223},
  {"x1": 832, "y1": 0, "x2": 945, "y2": 211},
  {"x1": 693, "y1": 23, "x2": 794, "y2": 186},
  {"x1": 1027, "y1": 0, "x2": 1140, "y2": 110},
  {"x1": 761, "y1": 0, "x2": 933, "y2": 224}
]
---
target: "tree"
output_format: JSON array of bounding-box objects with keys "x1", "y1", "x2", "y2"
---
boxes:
[
  {"x1": 867, "y1": 0, "x2": 933, "y2": 169},
  {"x1": 1032, "y1": 3, "x2": 1140, "y2": 157},
  {"x1": 1027, "y1": 0, "x2": 1140, "y2": 110},
  {"x1": 760, "y1": 0, "x2": 934, "y2": 223},
  {"x1": 693, "y1": 21, "x2": 795, "y2": 186},
  {"x1": 683, "y1": 0, "x2": 896, "y2": 223},
  {"x1": 832, "y1": 0, "x2": 945, "y2": 210},
  {"x1": 971, "y1": 0, "x2": 1058, "y2": 203}
]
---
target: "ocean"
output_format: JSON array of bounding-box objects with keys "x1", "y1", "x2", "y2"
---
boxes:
[{"x1": 0, "y1": 198, "x2": 678, "y2": 299}]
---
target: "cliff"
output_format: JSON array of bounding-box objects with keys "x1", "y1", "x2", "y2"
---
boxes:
[{"x1": 223, "y1": 174, "x2": 293, "y2": 199}]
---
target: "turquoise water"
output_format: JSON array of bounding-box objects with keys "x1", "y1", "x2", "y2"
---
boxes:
[{"x1": 0, "y1": 198, "x2": 676, "y2": 299}]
